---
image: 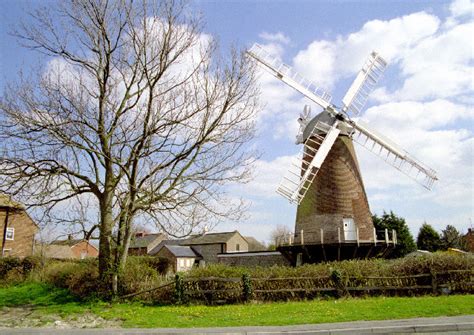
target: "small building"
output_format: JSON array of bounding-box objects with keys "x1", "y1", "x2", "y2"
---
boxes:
[
  {"x1": 47, "y1": 237, "x2": 98, "y2": 259},
  {"x1": 155, "y1": 245, "x2": 201, "y2": 273},
  {"x1": 128, "y1": 232, "x2": 166, "y2": 256},
  {"x1": 180, "y1": 231, "x2": 249, "y2": 264},
  {"x1": 36, "y1": 243, "x2": 76, "y2": 259},
  {"x1": 1, "y1": 194, "x2": 39, "y2": 258},
  {"x1": 244, "y1": 236, "x2": 266, "y2": 251},
  {"x1": 463, "y1": 228, "x2": 474, "y2": 252},
  {"x1": 149, "y1": 230, "x2": 250, "y2": 270}
]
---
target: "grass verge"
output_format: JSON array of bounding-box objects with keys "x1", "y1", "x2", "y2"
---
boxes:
[{"x1": 1, "y1": 283, "x2": 473, "y2": 328}]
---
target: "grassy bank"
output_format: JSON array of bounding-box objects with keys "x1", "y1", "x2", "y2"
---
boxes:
[{"x1": 1, "y1": 283, "x2": 473, "y2": 328}]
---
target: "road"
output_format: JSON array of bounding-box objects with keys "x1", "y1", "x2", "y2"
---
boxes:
[{"x1": 1, "y1": 315, "x2": 473, "y2": 335}]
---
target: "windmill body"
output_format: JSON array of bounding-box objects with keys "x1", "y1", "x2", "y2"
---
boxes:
[
  {"x1": 295, "y1": 111, "x2": 373, "y2": 246},
  {"x1": 246, "y1": 44, "x2": 438, "y2": 262}
]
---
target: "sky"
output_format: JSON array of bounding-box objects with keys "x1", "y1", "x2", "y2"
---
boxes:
[{"x1": 1, "y1": 0, "x2": 473, "y2": 243}]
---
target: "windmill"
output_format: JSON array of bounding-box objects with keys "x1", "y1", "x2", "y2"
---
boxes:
[{"x1": 247, "y1": 44, "x2": 438, "y2": 262}]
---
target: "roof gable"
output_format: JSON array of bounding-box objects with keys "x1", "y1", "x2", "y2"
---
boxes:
[
  {"x1": 129, "y1": 233, "x2": 165, "y2": 248},
  {"x1": 0, "y1": 194, "x2": 24, "y2": 209},
  {"x1": 183, "y1": 231, "x2": 244, "y2": 245},
  {"x1": 50, "y1": 238, "x2": 97, "y2": 249}
]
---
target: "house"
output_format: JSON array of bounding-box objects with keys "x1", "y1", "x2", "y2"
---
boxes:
[
  {"x1": 155, "y1": 244, "x2": 201, "y2": 273},
  {"x1": 36, "y1": 243, "x2": 76, "y2": 259},
  {"x1": 46, "y1": 236, "x2": 98, "y2": 259},
  {"x1": 182, "y1": 231, "x2": 249, "y2": 264},
  {"x1": 149, "y1": 230, "x2": 249, "y2": 268},
  {"x1": 1, "y1": 194, "x2": 39, "y2": 258},
  {"x1": 462, "y1": 228, "x2": 474, "y2": 252},
  {"x1": 128, "y1": 232, "x2": 166, "y2": 255},
  {"x1": 244, "y1": 236, "x2": 266, "y2": 251}
]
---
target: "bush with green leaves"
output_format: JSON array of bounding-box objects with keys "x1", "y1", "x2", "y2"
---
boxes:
[
  {"x1": 417, "y1": 223, "x2": 442, "y2": 252},
  {"x1": 373, "y1": 211, "x2": 416, "y2": 258}
]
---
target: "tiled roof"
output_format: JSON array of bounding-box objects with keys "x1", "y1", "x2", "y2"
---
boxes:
[
  {"x1": 129, "y1": 233, "x2": 165, "y2": 248},
  {"x1": 50, "y1": 239, "x2": 84, "y2": 246},
  {"x1": 244, "y1": 236, "x2": 266, "y2": 251},
  {"x1": 148, "y1": 239, "x2": 186, "y2": 255},
  {"x1": 183, "y1": 231, "x2": 241, "y2": 245},
  {"x1": 0, "y1": 194, "x2": 25, "y2": 209},
  {"x1": 164, "y1": 245, "x2": 200, "y2": 258},
  {"x1": 37, "y1": 244, "x2": 75, "y2": 259}
]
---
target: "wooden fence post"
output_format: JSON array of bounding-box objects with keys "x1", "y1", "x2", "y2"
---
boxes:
[
  {"x1": 431, "y1": 271, "x2": 438, "y2": 295},
  {"x1": 242, "y1": 273, "x2": 253, "y2": 302}
]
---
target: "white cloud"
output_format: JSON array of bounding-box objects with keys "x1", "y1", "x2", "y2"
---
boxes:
[
  {"x1": 236, "y1": 154, "x2": 297, "y2": 199},
  {"x1": 450, "y1": 0, "x2": 474, "y2": 18},
  {"x1": 259, "y1": 31, "x2": 290, "y2": 44},
  {"x1": 248, "y1": 0, "x2": 473, "y2": 237},
  {"x1": 292, "y1": 11, "x2": 440, "y2": 89},
  {"x1": 293, "y1": 40, "x2": 336, "y2": 89}
]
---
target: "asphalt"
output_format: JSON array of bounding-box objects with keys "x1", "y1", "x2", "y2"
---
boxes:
[{"x1": 1, "y1": 315, "x2": 474, "y2": 335}]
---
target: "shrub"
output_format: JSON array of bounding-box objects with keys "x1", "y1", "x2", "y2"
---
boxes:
[
  {"x1": 40, "y1": 259, "x2": 100, "y2": 299},
  {"x1": 119, "y1": 256, "x2": 169, "y2": 298},
  {"x1": 0, "y1": 257, "x2": 21, "y2": 279},
  {"x1": 22, "y1": 256, "x2": 42, "y2": 274}
]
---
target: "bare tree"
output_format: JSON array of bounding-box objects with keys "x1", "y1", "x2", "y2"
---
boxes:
[
  {"x1": 0, "y1": 0, "x2": 259, "y2": 295},
  {"x1": 269, "y1": 224, "x2": 293, "y2": 248}
]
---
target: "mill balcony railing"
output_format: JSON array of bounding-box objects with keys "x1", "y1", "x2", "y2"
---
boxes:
[{"x1": 275, "y1": 228, "x2": 397, "y2": 247}]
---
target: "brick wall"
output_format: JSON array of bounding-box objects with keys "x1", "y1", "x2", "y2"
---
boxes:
[
  {"x1": 295, "y1": 136, "x2": 374, "y2": 244},
  {"x1": 218, "y1": 251, "x2": 290, "y2": 267},
  {"x1": 70, "y1": 241, "x2": 98, "y2": 259},
  {"x1": 1, "y1": 208, "x2": 38, "y2": 257}
]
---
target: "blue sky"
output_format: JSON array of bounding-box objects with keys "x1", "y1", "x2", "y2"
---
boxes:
[{"x1": 1, "y1": 0, "x2": 473, "y2": 243}]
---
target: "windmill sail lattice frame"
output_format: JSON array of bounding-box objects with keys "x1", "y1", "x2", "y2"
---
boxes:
[{"x1": 247, "y1": 43, "x2": 438, "y2": 204}]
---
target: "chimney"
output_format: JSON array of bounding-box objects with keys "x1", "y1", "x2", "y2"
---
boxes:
[
  {"x1": 202, "y1": 226, "x2": 209, "y2": 235},
  {"x1": 68, "y1": 234, "x2": 73, "y2": 241}
]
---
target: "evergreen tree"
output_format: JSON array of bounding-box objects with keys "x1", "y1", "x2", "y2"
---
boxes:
[
  {"x1": 417, "y1": 223, "x2": 442, "y2": 252},
  {"x1": 441, "y1": 225, "x2": 463, "y2": 250},
  {"x1": 372, "y1": 211, "x2": 416, "y2": 258}
]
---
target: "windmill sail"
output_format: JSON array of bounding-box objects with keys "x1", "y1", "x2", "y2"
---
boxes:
[
  {"x1": 277, "y1": 121, "x2": 341, "y2": 204},
  {"x1": 342, "y1": 52, "x2": 387, "y2": 117},
  {"x1": 247, "y1": 43, "x2": 333, "y2": 110},
  {"x1": 350, "y1": 120, "x2": 438, "y2": 189}
]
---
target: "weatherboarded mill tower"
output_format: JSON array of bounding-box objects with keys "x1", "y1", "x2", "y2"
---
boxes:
[
  {"x1": 247, "y1": 44, "x2": 438, "y2": 264},
  {"x1": 294, "y1": 112, "x2": 374, "y2": 247}
]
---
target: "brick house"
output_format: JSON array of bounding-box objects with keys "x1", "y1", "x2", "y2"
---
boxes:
[
  {"x1": 1, "y1": 194, "x2": 39, "y2": 258},
  {"x1": 128, "y1": 232, "x2": 166, "y2": 256},
  {"x1": 47, "y1": 237, "x2": 98, "y2": 259},
  {"x1": 463, "y1": 228, "x2": 474, "y2": 252},
  {"x1": 149, "y1": 230, "x2": 249, "y2": 269}
]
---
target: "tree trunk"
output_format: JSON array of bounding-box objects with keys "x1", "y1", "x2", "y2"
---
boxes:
[{"x1": 98, "y1": 192, "x2": 115, "y2": 296}]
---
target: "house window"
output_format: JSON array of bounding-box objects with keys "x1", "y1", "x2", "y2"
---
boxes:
[
  {"x1": 178, "y1": 259, "x2": 185, "y2": 268},
  {"x1": 236, "y1": 244, "x2": 240, "y2": 251},
  {"x1": 5, "y1": 228, "x2": 14, "y2": 241}
]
